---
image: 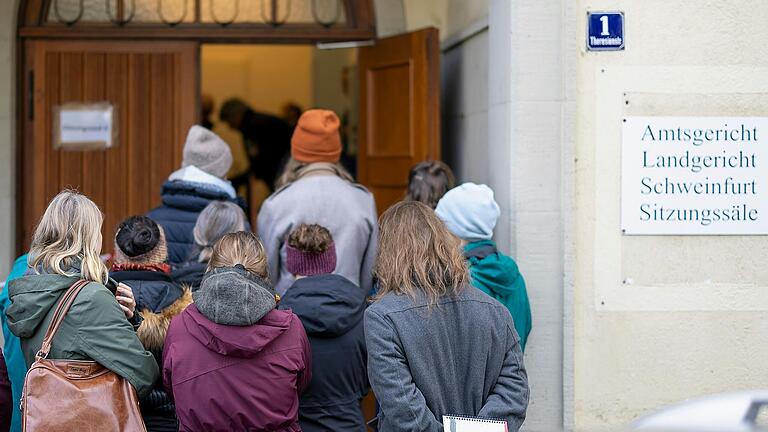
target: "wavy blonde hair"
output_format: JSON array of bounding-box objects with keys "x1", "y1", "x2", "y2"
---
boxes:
[
  {"x1": 28, "y1": 190, "x2": 108, "y2": 283},
  {"x1": 207, "y1": 231, "x2": 269, "y2": 280},
  {"x1": 375, "y1": 201, "x2": 469, "y2": 305}
]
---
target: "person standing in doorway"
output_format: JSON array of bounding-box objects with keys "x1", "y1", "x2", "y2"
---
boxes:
[
  {"x1": 435, "y1": 183, "x2": 532, "y2": 351},
  {"x1": 201, "y1": 93, "x2": 215, "y2": 130},
  {"x1": 258, "y1": 109, "x2": 378, "y2": 295},
  {"x1": 220, "y1": 98, "x2": 293, "y2": 190},
  {"x1": 279, "y1": 224, "x2": 369, "y2": 432},
  {"x1": 147, "y1": 125, "x2": 246, "y2": 266},
  {"x1": 365, "y1": 201, "x2": 529, "y2": 431}
]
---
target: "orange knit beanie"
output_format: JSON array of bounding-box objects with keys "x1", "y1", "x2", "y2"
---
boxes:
[{"x1": 291, "y1": 109, "x2": 342, "y2": 163}]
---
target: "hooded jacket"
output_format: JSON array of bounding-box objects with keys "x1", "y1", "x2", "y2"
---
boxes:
[
  {"x1": 6, "y1": 273, "x2": 158, "y2": 397},
  {"x1": 464, "y1": 240, "x2": 532, "y2": 351},
  {"x1": 111, "y1": 268, "x2": 192, "y2": 432},
  {"x1": 146, "y1": 178, "x2": 247, "y2": 265},
  {"x1": 163, "y1": 267, "x2": 312, "y2": 432},
  {"x1": 279, "y1": 274, "x2": 368, "y2": 432}
]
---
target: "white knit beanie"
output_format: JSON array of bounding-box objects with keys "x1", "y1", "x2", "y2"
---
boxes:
[
  {"x1": 435, "y1": 183, "x2": 500, "y2": 241},
  {"x1": 181, "y1": 125, "x2": 233, "y2": 178}
]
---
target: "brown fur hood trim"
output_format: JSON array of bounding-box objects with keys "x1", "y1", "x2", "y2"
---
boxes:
[{"x1": 137, "y1": 287, "x2": 193, "y2": 351}]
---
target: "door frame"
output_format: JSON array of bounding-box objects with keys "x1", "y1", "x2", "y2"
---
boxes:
[{"x1": 15, "y1": 0, "x2": 379, "y2": 255}]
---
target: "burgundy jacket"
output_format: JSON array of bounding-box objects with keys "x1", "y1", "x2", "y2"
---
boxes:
[
  {"x1": 0, "y1": 350, "x2": 10, "y2": 432},
  {"x1": 163, "y1": 304, "x2": 312, "y2": 432}
]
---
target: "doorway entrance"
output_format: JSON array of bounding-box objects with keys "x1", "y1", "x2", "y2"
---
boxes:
[
  {"x1": 17, "y1": 0, "x2": 440, "y2": 253},
  {"x1": 200, "y1": 43, "x2": 360, "y2": 223}
]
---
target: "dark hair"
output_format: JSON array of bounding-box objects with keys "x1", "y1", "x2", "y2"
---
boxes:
[
  {"x1": 219, "y1": 98, "x2": 249, "y2": 123},
  {"x1": 115, "y1": 216, "x2": 161, "y2": 258},
  {"x1": 406, "y1": 161, "x2": 456, "y2": 209},
  {"x1": 288, "y1": 224, "x2": 333, "y2": 254}
]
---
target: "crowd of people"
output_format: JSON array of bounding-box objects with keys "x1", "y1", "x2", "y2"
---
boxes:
[{"x1": 0, "y1": 109, "x2": 532, "y2": 432}]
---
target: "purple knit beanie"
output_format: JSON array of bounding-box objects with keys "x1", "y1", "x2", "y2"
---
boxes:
[{"x1": 286, "y1": 242, "x2": 337, "y2": 276}]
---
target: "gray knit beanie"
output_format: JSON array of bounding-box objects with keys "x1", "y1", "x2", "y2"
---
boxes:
[
  {"x1": 181, "y1": 125, "x2": 233, "y2": 178},
  {"x1": 194, "y1": 265, "x2": 277, "y2": 326}
]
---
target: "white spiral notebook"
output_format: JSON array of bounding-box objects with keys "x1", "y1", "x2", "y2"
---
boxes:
[{"x1": 443, "y1": 415, "x2": 508, "y2": 432}]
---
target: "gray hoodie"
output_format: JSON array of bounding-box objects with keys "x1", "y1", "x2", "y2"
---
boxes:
[
  {"x1": 365, "y1": 287, "x2": 529, "y2": 432},
  {"x1": 257, "y1": 173, "x2": 378, "y2": 295}
]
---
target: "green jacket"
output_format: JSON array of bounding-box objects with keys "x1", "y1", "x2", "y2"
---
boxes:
[
  {"x1": 6, "y1": 273, "x2": 158, "y2": 397},
  {"x1": 464, "y1": 240, "x2": 532, "y2": 352}
]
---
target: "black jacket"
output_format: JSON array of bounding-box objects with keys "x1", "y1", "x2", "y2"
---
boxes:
[
  {"x1": 279, "y1": 275, "x2": 369, "y2": 432},
  {"x1": 111, "y1": 270, "x2": 192, "y2": 432},
  {"x1": 146, "y1": 180, "x2": 246, "y2": 265},
  {"x1": 240, "y1": 109, "x2": 292, "y2": 188}
]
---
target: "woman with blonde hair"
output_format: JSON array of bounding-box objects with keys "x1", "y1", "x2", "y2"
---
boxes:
[
  {"x1": 6, "y1": 190, "x2": 158, "y2": 398},
  {"x1": 163, "y1": 231, "x2": 311, "y2": 431},
  {"x1": 365, "y1": 201, "x2": 529, "y2": 432}
]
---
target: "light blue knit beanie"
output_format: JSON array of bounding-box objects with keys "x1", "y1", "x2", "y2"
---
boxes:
[{"x1": 435, "y1": 183, "x2": 500, "y2": 241}]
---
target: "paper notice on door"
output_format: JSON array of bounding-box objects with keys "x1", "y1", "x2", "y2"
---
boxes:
[
  {"x1": 443, "y1": 415, "x2": 508, "y2": 432},
  {"x1": 54, "y1": 102, "x2": 117, "y2": 151}
]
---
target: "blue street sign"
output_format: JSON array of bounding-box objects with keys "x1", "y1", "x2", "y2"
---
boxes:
[{"x1": 587, "y1": 11, "x2": 624, "y2": 51}]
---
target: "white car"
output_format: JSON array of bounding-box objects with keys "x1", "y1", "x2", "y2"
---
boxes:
[{"x1": 632, "y1": 391, "x2": 768, "y2": 432}]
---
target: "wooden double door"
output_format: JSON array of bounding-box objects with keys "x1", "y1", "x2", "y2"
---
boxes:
[{"x1": 19, "y1": 28, "x2": 440, "y2": 252}]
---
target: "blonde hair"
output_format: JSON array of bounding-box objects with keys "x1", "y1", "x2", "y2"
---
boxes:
[
  {"x1": 207, "y1": 231, "x2": 268, "y2": 280},
  {"x1": 194, "y1": 201, "x2": 248, "y2": 263},
  {"x1": 28, "y1": 190, "x2": 108, "y2": 283},
  {"x1": 375, "y1": 201, "x2": 469, "y2": 305}
]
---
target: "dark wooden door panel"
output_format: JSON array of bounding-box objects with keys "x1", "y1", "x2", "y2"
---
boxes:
[
  {"x1": 21, "y1": 41, "x2": 198, "y2": 253},
  {"x1": 358, "y1": 28, "x2": 440, "y2": 215}
]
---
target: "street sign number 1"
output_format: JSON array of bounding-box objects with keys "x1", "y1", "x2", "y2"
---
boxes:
[{"x1": 587, "y1": 12, "x2": 624, "y2": 51}]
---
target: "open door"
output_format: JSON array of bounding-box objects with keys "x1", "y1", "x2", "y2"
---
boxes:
[
  {"x1": 20, "y1": 40, "x2": 198, "y2": 253},
  {"x1": 358, "y1": 27, "x2": 440, "y2": 214}
]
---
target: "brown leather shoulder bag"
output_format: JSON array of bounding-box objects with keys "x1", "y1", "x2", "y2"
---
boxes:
[{"x1": 21, "y1": 279, "x2": 147, "y2": 432}]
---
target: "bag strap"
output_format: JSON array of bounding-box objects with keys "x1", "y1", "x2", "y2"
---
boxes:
[{"x1": 36, "y1": 279, "x2": 89, "y2": 360}]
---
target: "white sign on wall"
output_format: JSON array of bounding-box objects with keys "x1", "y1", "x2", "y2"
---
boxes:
[
  {"x1": 622, "y1": 116, "x2": 768, "y2": 235},
  {"x1": 54, "y1": 103, "x2": 115, "y2": 150}
]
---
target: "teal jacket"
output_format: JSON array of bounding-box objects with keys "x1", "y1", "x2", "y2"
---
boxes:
[
  {"x1": 464, "y1": 241, "x2": 532, "y2": 351},
  {"x1": 0, "y1": 255, "x2": 29, "y2": 432},
  {"x1": 6, "y1": 271, "x2": 158, "y2": 397}
]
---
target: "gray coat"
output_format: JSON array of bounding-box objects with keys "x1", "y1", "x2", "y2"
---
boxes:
[
  {"x1": 365, "y1": 287, "x2": 529, "y2": 432},
  {"x1": 257, "y1": 174, "x2": 378, "y2": 295}
]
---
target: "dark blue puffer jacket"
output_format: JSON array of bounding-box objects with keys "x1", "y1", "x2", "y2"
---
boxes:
[
  {"x1": 279, "y1": 274, "x2": 369, "y2": 432},
  {"x1": 146, "y1": 180, "x2": 247, "y2": 265}
]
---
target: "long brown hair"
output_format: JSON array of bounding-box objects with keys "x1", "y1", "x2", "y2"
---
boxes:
[
  {"x1": 207, "y1": 231, "x2": 269, "y2": 280},
  {"x1": 375, "y1": 201, "x2": 469, "y2": 305},
  {"x1": 406, "y1": 160, "x2": 455, "y2": 209}
]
